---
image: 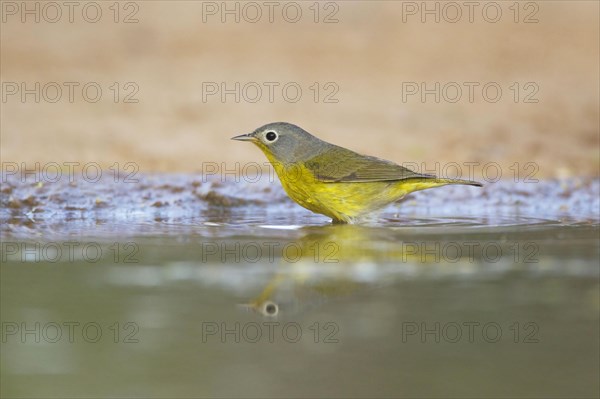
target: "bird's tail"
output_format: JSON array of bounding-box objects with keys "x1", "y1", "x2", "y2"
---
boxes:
[
  {"x1": 430, "y1": 178, "x2": 483, "y2": 187},
  {"x1": 394, "y1": 177, "x2": 482, "y2": 197}
]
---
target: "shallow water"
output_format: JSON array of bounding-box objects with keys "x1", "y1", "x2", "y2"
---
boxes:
[{"x1": 1, "y1": 174, "x2": 599, "y2": 398}]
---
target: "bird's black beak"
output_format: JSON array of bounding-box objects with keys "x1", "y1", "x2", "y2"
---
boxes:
[{"x1": 231, "y1": 133, "x2": 254, "y2": 141}]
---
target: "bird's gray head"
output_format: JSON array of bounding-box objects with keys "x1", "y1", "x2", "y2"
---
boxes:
[{"x1": 231, "y1": 122, "x2": 325, "y2": 163}]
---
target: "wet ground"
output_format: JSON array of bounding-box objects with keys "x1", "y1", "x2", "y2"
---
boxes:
[{"x1": 1, "y1": 174, "x2": 599, "y2": 398}]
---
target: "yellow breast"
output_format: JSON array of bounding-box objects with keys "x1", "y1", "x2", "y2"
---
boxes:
[{"x1": 267, "y1": 159, "x2": 393, "y2": 222}]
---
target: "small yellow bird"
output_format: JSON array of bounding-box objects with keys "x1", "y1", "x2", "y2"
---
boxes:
[{"x1": 232, "y1": 122, "x2": 482, "y2": 224}]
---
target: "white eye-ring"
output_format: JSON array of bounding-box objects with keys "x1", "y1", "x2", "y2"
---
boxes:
[{"x1": 264, "y1": 131, "x2": 278, "y2": 143}]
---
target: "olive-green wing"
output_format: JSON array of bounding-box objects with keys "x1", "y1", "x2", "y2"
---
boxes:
[{"x1": 304, "y1": 146, "x2": 435, "y2": 183}]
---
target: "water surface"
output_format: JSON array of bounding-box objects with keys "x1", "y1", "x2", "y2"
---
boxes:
[{"x1": 1, "y1": 175, "x2": 599, "y2": 398}]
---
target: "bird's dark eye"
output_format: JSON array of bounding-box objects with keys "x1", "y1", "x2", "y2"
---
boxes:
[
  {"x1": 265, "y1": 131, "x2": 278, "y2": 142},
  {"x1": 264, "y1": 302, "x2": 278, "y2": 316}
]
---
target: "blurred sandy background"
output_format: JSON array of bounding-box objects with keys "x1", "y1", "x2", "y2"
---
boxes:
[{"x1": 1, "y1": 1, "x2": 598, "y2": 178}]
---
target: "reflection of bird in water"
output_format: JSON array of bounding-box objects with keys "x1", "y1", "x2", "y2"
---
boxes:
[
  {"x1": 237, "y1": 223, "x2": 489, "y2": 316},
  {"x1": 237, "y1": 224, "x2": 426, "y2": 317},
  {"x1": 238, "y1": 275, "x2": 285, "y2": 317},
  {"x1": 238, "y1": 271, "x2": 363, "y2": 317}
]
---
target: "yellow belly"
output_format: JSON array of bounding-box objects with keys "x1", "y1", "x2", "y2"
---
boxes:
[{"x1": 271, "y1": 162, "x2": 446, "y2": 223}]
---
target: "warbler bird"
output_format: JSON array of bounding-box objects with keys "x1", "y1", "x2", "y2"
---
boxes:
[{"x1": 232, "y1": 122, "x2": 481, "y2": 224}]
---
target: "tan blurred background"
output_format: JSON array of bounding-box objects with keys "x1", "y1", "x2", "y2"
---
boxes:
[{"x1": 1, "y1": 1, "x2": 598, "y2": 177}]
